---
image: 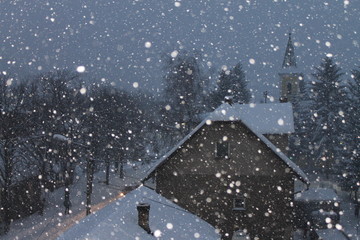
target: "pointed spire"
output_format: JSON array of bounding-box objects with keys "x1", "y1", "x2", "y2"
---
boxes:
[{"x1": 282, "y1": 32, "x2": 297, "y2": 68}]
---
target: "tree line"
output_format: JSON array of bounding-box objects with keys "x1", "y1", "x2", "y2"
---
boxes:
[{"x1": 0, "y1": 70, "x2": 150, "y2": 232}]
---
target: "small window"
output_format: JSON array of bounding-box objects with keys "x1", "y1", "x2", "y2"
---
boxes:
[
  {"x1": 287, "y1": 82, "x2": 292, "y2": 95},
  {"x1": 233, "y1": 196, "x2": 246, "y2": 210},
  {"x1": 216, "y1": 142, "x2": 229, "y2": 159}
]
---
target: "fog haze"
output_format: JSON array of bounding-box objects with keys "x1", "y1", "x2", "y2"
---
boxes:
[{"x1": 1, "y1": 0, "x2": 359, "y2": 100}]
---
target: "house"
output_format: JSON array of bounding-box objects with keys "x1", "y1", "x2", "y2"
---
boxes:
[
  {"x1": 210, "y1": 102, "x2": 295, "y2": 153},
  {"x1": 294, "y1": 188, "x2": 342, "y2": 237},
  {"x1": 57, "y1": 185, "x2": 220, "y2": 240},
  {"x1": 312, "y1": 229, "x2": 351, "y2": 240},
  {"x1": 143, "y1": 102, "x2": 309, "y2": 240}
]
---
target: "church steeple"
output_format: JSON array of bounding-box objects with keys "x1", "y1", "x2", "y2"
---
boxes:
[
  {"x1": 279, "y1": 32, "x2": 303, "y2": 103},
  {"x1": 282, "y1": 32, "x2": 297, "y2": 68}
]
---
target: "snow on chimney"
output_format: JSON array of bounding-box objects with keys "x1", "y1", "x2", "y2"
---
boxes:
[{"x1": 137, "y1": 203, "x2": 152, "y2": 234}]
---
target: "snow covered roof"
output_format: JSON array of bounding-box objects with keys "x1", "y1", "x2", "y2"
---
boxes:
[
  {"x1": 57, "y1": 186, "x2": 219, "y2": 240},
  {"x1": 143, "y1": 102, "x2": 309, "y2": 185},
  {"x1": 254, "y1": 131, "x2": 309, "y2": 185},
  {"x1": 208, "y1": 102, "x2": 294, "y2": 134},
  {"x1": 315, "y1": 229, "x2": 350, "y2": 240},
  {"x1": 295, "y1": 188, "x2": 340, "y2": 202}
]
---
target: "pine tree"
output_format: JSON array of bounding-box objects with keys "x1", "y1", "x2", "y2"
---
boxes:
[
  {"x1": 309, "y1": 57, "x2": 346, "y2": 176},
  {"x1": 161, "y1": 51, "x2": 207, "y2": 139},
  {"x1": 347, "y1": 67, "x2": 360, "y2": 150},
  {"x1": 211, "y1": 63, "x2": 251, "y2": 107},
  {"x1": 289, "y1": 80, "x2": 315, "y2": 169},
  {"x1": 340, "y1": 67, "x2": 360, "y2": 190}
]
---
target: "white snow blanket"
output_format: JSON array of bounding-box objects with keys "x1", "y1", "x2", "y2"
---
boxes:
[
  {"x1": 295, "y1": 188, "x2": 339, "y2": 202},
  {"x1": 57, "y1": 185, "x2": 220, "y2": 240},
  {"x1": 209, "y1": 102, "x2": 295, "y2": 134}
]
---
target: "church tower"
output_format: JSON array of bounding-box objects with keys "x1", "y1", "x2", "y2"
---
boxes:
[{"x1": 279, "y1": 32, "x2": 303, "y2": 102}]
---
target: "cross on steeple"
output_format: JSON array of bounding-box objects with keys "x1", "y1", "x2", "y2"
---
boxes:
[{"x1": 282, "y1": 32, "x2": 297, "y2": 68}]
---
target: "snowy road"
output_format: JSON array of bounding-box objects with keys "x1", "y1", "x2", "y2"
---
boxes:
[{"x1": 3, "y1": 165, "x2": 146, "y2": 240}]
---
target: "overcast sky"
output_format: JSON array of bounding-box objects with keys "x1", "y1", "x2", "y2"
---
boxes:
[{"x1": 1, "y1": 0, "x2": 359, "y2": 101}]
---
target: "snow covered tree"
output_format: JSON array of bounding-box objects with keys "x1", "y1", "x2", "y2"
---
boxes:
[
  {"x1": 309, "y1": 57, "x2": 346, "y2": 176},
  {"x1": 88, "y1": 84, "x2": 144, "y2": 179},
  {"x1": 288, "y1": 80, "x2": 315, "y2": 169},
  {"x1": 340, "y1": 67, "x2": 360, "y2": 190},
  {"x1": 211, "y1": 63, "x2": 251, "y2": 108},
  {"x1": 26, "y1": 70, "x2": 85, "y2": 190},
  {"x1": 0, "y1": 74, "x2": 33, "y2": 233},
  {"x1": 161, "y1": 51, "x2": 208, "y2": 142}
]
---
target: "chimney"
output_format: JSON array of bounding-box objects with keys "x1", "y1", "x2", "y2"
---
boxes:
[
  {"x1": 224, "y1": 96, "x2": 234, "y2": 105},
  {"x1": 279, "y1": 96, "x2": 288, "y2": 103},
  {"x1": 137, "y1": 203, "x2": 151, "y2": 234}
]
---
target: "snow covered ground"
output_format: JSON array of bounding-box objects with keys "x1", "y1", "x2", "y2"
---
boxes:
[{"x1": 3, "y1": 163, "x2": 149, "y2": 240}]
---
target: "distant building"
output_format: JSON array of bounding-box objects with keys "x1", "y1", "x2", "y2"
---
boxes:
[
  {"x1": 143, "y1": 103, "x2": 309, "y2": 240},
  {"x1": 279, "y1": 32, "x2": 304, "y2": 103}
]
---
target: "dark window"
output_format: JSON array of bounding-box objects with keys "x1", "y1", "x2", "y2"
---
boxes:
[
  {"x1": 216, "y1": 142, "x2": 229, "y2": 158},
  {"x1": 233, "y1": 196, "x2": 246, "y2": 210},
  {"x1": 287, "y1": 82, "x2": 292, "y2": 95}
]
